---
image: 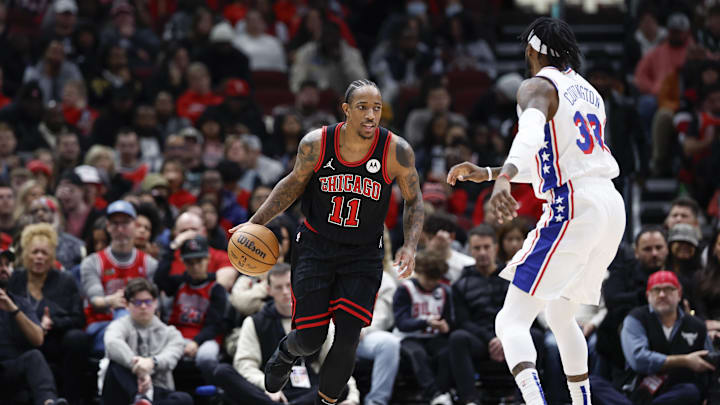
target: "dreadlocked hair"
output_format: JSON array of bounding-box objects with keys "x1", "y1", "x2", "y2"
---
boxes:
[
  {"x1": 344, "y1": 79, "x2": 380, "y2": 103},
  {"x1": 521, "y1": 17, "x2": 582, "y2": 72}
]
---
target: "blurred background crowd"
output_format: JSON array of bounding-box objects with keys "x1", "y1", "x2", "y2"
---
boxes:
[{"x1": 1, "y1": 0, "x2": 720, "y2": 404}]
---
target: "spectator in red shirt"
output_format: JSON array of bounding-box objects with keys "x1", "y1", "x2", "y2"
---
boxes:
[
  {"x1": 167, "y1": 211, "x2": 237, "y2": 290},
  {"x1": 176, "y1": 62, "x2": 223, "y2": 124},
  {"x1": 161, "y1": 158, "x2": 196, "y2": 210},
  {"x1": 114, "y1": 129, "x2": 148, "y2": 190},
  {"x1": 61, "y1": 79, "x2": 97, "y2": 140}
]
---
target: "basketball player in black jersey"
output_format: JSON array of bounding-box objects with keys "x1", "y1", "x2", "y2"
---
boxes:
[{"x1": 230, "y1": 79, "x2": 424, "y2": 405}]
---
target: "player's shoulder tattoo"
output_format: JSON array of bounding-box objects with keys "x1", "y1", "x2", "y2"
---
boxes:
[
  {"x1": 394, "y1": 135, "x2": 415, "y2": 168},
  {"x1": 297, "y1": 129, "x2": 323, "y2": 167}
]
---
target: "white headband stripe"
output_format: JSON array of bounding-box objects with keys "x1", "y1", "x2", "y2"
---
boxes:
[{"x1": 528, "y1": 30, "x2": 560, "y2": 57}]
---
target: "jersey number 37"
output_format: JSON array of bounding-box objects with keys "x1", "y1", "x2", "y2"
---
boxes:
[{"x1": 574, "y1": 111, "x2": 608, "y2": 154}]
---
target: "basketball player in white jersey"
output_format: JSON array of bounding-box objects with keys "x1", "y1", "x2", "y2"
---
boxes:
[{"x1": 447, "y1": 17, "x2": 625, "y2": 405}]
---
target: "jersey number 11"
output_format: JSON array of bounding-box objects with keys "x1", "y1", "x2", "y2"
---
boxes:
[{"x1": 328, "y1": 196, "x2": 361, "y2": 227}]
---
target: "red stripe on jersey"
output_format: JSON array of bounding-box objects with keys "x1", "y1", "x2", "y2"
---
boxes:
[
  {"x1": 382, "y1": 131, "x2": 393, "y2": 184},
  {"x1": 550, "y1": 120, "x2": 563, "y2": 186},
  {"x1": 313, "y1": 126, "x2": 327, "y2": 172},
  {"x1": 334, "y1": 122, "x2": 379, "y2": 167}
]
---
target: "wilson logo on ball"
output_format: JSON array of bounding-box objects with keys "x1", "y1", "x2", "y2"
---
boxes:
[{"x1": 235, "y1": 235, "x2": 267, "y2": 260}]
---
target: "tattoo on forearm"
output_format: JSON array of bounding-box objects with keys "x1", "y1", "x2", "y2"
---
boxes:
[
  {"x1": 398, "y1": 170, "x2": 423, "y2": 248},
  {"x1": 250, "y1": 134, "x2": 320, "y2": 225}
]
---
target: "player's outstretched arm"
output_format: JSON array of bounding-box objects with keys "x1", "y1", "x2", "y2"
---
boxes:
[
  {"x1": 446, "y1": 162, "x2": 503, "y2": 185},
  {"x1": 388, "y1": 136, "x2": 424, "y2": 279},
  {"x1": 230, "y1": 130, "x2": 322, "y2": 230},
  {"x1": 491, "y1": 77, "x2": 558, "y2": 223}
]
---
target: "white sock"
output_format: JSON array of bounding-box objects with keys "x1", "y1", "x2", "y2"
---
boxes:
[
  {"x1": 567, "y1": 379, "x2": 591, "y2": 405},
  {"x1": 515, "y1": 368, "x2": 547, "y2": 405}
]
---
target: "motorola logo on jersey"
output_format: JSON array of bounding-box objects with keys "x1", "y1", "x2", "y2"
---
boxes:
[
  {"x1": 319, "y1": 174, "x2": 382, "y2": 201},
  {"x1": 366, "y1": 158, "x2": 381, "y2": 174}
]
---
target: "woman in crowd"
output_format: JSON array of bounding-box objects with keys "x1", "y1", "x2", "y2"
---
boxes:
[
  {"x1": 198, "y1": 198, "x2": 227, "y2": 250},
  {"x1": 8, "y1": 223, "x2": 89, "y2": 403},
  {"x1": 496, "y1": 217, "x2": 530, "y2": 264},
  {"x1": 27, "y1": 196, "x2": 86, "y2": 272},
  {"x1": 134, "y1": 202, "x2": 162, "y2": 259},
  {"x1": 693, "y1": 230, "x2": 720, "y2": 343}
]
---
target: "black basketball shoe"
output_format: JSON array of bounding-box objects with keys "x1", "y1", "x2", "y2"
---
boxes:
[{"x1": 264, "y1": 343, "x2": 298, "y2": 393}]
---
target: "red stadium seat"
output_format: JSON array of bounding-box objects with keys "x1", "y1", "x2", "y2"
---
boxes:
[
  {"x1": 251, "y1": 70, "x2": 290, "y2": 91},
  {"x1": 452, "y1": 88, "x2": 487, "y2": 116},
  {"x1": 447, "y1": 70, "x2": 491, "y2": 94},
  {"x1": 254, "y1": 89, "x2": 295, "y2": 115}
]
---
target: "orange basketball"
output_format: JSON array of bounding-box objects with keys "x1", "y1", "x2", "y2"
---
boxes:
[{"x1": 228, "y1": 224, "x2": 279, "y2": 276}]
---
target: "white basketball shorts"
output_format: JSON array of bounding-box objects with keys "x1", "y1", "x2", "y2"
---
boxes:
[{"x1": 499, "y1": 177, "x2": 625, "y2": 305}]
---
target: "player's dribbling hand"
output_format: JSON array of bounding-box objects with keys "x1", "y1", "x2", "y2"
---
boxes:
[
  {"x1": 229, "y1": 222, "x2": 249, "y2": 234},
  {"x1": 490, "y1": 176, "x2": 518, "y2": 224},
  {"x1": 446, "y1": 162, "x2": 488, "y2": 186},
  {"x1": 394, "y1": 246, "x2": 416, "y2": 279}
]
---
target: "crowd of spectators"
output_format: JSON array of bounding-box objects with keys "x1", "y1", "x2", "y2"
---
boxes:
[{"x1": 1, "y1": 0, "x2": 720, "y2": 405}]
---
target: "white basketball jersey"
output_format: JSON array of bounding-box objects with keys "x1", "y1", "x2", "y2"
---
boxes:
[{"x1": 516, "y1": 66, "x2": 620, "y2": 200}]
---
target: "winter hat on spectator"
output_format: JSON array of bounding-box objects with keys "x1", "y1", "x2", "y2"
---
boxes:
[
  {"x1": 667, "y1": 223, "x2": 700, "y2": 247},
  {"x1": 54, "y1": 0, "x2": 78, "y2": 14},
  {"x1": 646, "y1": 270, "x2": 681, "y2": 292},
  {"x1": 225, "y1": 79, "x2": 250, "y2": 98},
  {"x1": 75, "y1": 165, "x2": 102, "y2": 184},
  {"x1": 210, "y1": 22, "x2": 234, "y2": 43},
  {"x1": 26, "y1": 160, "x2": 52, "y2": 177}
]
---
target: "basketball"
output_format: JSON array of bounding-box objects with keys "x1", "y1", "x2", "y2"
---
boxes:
[{"x1": 228, "y1": 224, "x2": 279, "y2": 276}]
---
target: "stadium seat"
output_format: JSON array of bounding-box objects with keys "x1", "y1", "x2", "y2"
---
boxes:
[
  {"x1": 254, "y1": 89, "x2": 296, "y2": 115},
  {"x1": 447, "y1": 70, "x2": 491, "y2": 94},
  {"x1": 251, "y1": 71, "x2": 290, "y2": 91},
  {"x1": 452, "y1": 88, "x2": 488, "y2": 117}
]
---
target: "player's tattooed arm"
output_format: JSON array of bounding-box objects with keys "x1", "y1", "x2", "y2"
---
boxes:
[
  {"x1": 388, "y1": 136, "x2": 424, "y2": 278},
  {"x1": 395, "y1": 138, "x2": 424, "y2": 249},
  {"x1": 246, "y1": 129, "x2": 322, "y2": 226}
]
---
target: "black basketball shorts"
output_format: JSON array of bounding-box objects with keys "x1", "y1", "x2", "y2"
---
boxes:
[{"x1": 289, "y1": 222, "x2": 383, "y2": 330}]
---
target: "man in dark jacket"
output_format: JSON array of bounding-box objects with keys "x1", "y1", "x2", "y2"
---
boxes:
[
  {"x1": 598, "y1": 226, "x2": 669, "y2": 374},
  {"x1": 0, "y1": 81, "x2": 45, "y2": 151},
  {"x1": 448, "y1": 224, "x2": 544, "y2": 405},
  {"x1": 620, "y1": 271, "x2": 713, "y2": 404}
]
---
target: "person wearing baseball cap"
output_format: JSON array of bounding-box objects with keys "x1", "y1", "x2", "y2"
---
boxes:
[
  {"x1": 155, "y1": 235, "x2": 227, "y2": 377},
  {"x1": 620, "y1": 270, "x2": 714, "y2": 402},
  {"x1": 79, "y1": 199, "x2": 158, "y2": 353}
]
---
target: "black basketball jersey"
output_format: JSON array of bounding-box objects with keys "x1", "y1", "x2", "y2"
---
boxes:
[{"x1": 301, "y1": 122, "x2": 393, "y2": 245}]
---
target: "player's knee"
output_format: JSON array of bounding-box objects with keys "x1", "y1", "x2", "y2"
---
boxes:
[
  {"x1": 293, "y1": 327, "x2": 327, "y2": 356},
  {"x1": 332, "y1": 311, "x2": 364, "y2": 352},
  {"x1": 545, "y1": 302, "x2": 575, "y2": 331}
]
